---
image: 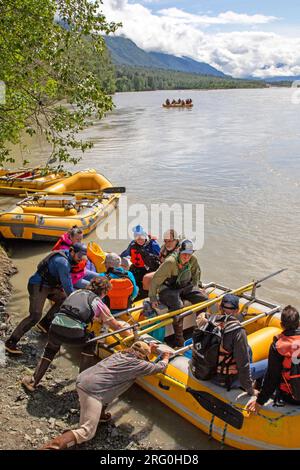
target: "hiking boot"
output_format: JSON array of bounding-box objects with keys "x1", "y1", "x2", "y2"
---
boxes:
[
  {"x1": 21, "y1": 375, "x2": 36, "y2": 392},
  {"x1": 100, "y1": 406, "x2": 111, "y2": 423},
  {"x1": 41, "y1": 430, "x2": 77, "y2": 450},
  {"x1": 5, "y1": 340, "x2": 23, "y2": 355}
]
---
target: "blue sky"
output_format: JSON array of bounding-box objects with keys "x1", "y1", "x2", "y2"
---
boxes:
[{"x1": 102, "y1": 1, "x2": 300, "y2": 77}]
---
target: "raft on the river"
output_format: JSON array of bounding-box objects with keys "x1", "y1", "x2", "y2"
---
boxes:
[
  {"x1": 93, "y1": 282, "x2": 299, "y2": 450},
  {"x1": 0, "y1": 170, "x2": 121, "y2": 240},
  {"x1": 162, "y1": 103, "x2": 193, "y2": 108}
]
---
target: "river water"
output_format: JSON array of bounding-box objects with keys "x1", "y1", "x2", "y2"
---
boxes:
[{"x1": 3, "y1": 88, "x2": 300, "y2": 449}]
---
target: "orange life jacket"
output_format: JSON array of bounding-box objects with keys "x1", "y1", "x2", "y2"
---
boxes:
[
  {"x1": 107, "y1": 277, "x2": 134, "y2": 310},
  {"x1": 276, "y1": 333, "x2": 300, "y2": 398}
]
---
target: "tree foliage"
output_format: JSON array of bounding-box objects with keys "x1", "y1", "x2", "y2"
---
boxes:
[
  {"x1": 0, "y1": 0, "x2": 119, "y2": 169},
  {"x1": 114, "y1": 66, "x2": 266, "y2": 92}
]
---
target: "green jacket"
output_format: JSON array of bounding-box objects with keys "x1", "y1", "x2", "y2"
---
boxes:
[{"x1": 149, "y1": 254, "x2": 201, "y2": 302}]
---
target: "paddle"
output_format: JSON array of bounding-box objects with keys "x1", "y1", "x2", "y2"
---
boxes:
[
  {"x1": 20, "y1": 186, "x2": 126, "y2": 197},
  {"x1": 155, "y1": 371, "x2": 244, "y2": 429},
  {"x1": 88, "y1": 269, "x2": 286, "y2": 345},
  {"x1": 186, "y1": 389, "x2": 244, "y2": 430}
]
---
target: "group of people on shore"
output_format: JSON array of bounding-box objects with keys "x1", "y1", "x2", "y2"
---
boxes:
[
  {"x1": 4, "y1": 224, "x2": 300, "y2": 449},
  {"x1": 164, "y1": 98, "x2": 193, "y2": 106}
]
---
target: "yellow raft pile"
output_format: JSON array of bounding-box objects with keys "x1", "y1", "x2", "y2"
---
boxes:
[{"x1": 0, "y1": 169, "x2": 121, "y2": 240}]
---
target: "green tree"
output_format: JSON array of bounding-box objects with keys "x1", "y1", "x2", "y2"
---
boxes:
[{"x1": 0, "y1": 0, "x2": 119, "y2": 169}]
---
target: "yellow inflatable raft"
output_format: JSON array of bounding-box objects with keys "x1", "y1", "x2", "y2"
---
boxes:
[
  {"x1": 0, "y1": 167, "x2": 66, "y2": 196},
  {"x1": 95, "y1": 283, "x2": 300, "y2": 450},
  {"x1": 0, "y1": 192, "x2": 119, "y2": 241}
]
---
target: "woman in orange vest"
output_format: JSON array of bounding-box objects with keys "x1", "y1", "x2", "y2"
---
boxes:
[{"x1": 247, "y1": 305, "x2": 300, "y2": 412}]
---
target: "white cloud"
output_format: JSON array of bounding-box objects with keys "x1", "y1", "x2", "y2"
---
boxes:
[
  {"x1": 101, "y1": 0, "x2": 300, "y2": 78},
  {"x1": 157, "y1": 8, "x2": 279, "y2": 25}
]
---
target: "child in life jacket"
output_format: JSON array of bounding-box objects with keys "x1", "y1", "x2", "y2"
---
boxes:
[
  {"x1": 121, "y1": 225, "x2": 160, "y2": 298},
  {"x1": 98, "y1": 253, "x2": 139, "y2": 311}
]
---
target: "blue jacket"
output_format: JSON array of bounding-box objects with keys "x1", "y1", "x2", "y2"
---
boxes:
[
  {"x1": 98, "y1": 267, "x2": 139, "y2": 300},
  {"x1": 29, "y1": 250, "x2": 74, "y2": 296},
  {"x1": 121, "y1": 239, "x2": 160, "y2": 259}
]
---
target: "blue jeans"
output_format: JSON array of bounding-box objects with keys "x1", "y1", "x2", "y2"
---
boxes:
[
  {"x1": 229, "y1": 359, "x2": 268, "y2": 389},
  {"x1": 211, "y1": 359, "x2": 268, "y2": 389}
]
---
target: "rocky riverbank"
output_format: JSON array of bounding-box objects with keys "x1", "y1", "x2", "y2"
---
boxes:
[{"x1": 0, "y1": 246, "x2": 159, "y2": 451}]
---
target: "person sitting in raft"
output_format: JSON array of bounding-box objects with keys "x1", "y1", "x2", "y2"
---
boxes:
[
  {"x1": 121, "y1": 257, "x2": 131, "y2": 271},
  {"x1": 98, "y1": 253, "x2": 139, "y2": 312},
  {"x1": 121, "y1": 225, "x2": 160, "y2": 299},
  {"x1": 171, "y1": 99, "x2": 176, "y2": 104},
  {"x1": 192, "y1": 294, "x2": 264, "y2": 395},
  {"x1": 165, "y1": 99, "x2": 170, "y2": 106},
  {"x1": 21, "y1": 277, "x2": 132, "y2": 392},
  {"x1": 177, "y1": 99, "x2": 182, "y2": 104},
  {"x1": 41, "y1": 341, "x2": 171, "y2": 450},
  {"x1": 247, "y1": 305, "x2": 300, "y2": 413},
  {"x1": 142, "y1": 229, "x2": 180, "y2": 292},
  {"x1": 149, "y1": 239, "x2": 207, "y2": 347},
  {"x1": 5, "y1": 243, "x2": 87, "y2": 355},
  {"x1": 181, "y1": 100, "x2": 186, "y2": 106}
]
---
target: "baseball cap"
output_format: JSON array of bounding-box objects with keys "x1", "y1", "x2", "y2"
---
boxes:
[
  {"x1": 221, "y1": 294, "x2": 239, "y2": 310},
  {"x1": 179, "y1": 239, "x2": 194, "y2": 255},
  {"x1": 70, "y1": 242, "x2": 87, "y2": 259},
  {"x1": 131, "y1": 341, "x2": 152, "y2": 359}
]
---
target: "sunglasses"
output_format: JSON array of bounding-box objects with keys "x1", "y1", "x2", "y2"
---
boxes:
[
  {"x1": 164, "y1": 239, "x2": 174, "y2": 243},
  {"x1": 221, "y1": 304, "x2": 236, "y2": 310}
]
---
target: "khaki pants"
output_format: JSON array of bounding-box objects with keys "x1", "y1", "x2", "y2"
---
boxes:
[{"x1": 72, "y1": 388, "x2": 103, "y2": 444}]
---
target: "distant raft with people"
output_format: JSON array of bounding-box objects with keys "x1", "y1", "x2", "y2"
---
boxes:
[
  {"x1": 0, "y1": 169, "x2": 122, "y2": 240},
  {"x1": 91, "y1": 282, "x2": 300, "y2": 450},
  {"x1": 162, "y1": 98, "x2": 193, "y2": 108},
  {"x1": 162, "y1": 103, "x2": 194, "y2": 108}
]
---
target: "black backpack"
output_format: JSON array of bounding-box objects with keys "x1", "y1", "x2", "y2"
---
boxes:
[
  {"x1": 37, "y1": 251, "x2": 68, "y2": 287},
  {"x1": 191, "y1": 315, "x2": 242, "y2": 381}
]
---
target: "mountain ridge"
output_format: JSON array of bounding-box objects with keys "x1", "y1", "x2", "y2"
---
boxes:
[{"x1": 104, "y1": 36, "x2": 227, "y2": 78}]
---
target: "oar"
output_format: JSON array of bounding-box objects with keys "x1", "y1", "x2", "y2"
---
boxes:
[
  {"x1": 139, "y1": 305, "x2": 281, "y2": 343},
  {"x1": 88, "y1": 286, "x2": 252, "y2": 345},
  {"x1": 20, "y1": 186, "x2": 126, "y2": 197},
  {"x1": 122, "y1": 268, "x2": 287, "y2": 344},
  {"x1": 155, "y1": 372, "x2": 244, "y2": 430},
  {"x1": 88, "y1": 269, "x2": 286, "y2": 345},
  {"x1": 113, "y1": 305, "x2": 144, "y2": 319}
]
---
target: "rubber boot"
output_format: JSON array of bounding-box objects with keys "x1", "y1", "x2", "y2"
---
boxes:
[
  {"x1": 173, "y1": 317, "x2": 184, "y2": 348},
  {"x1": 5, "y1": 339, "x2": 23, "y2": 355},
  {"x1": 41, "y1": 430, "x2": 77, "y2": 450},
  {"x1": 79, "y1": 352, "x2": 96, "y2": 373}
]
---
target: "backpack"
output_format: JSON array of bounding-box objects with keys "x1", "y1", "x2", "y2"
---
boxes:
[
  {"x1": 192, "y1": 315, "x2": 242, "y2": 381},
  {"x1": 51, "y1": 290, "x2": 98, "y2": 339},
  {"x1": 37, "y1": 251, "x2": 68, "y2": 287},
  {"x1": 105, "y1": 269, "x2": 134, "y2": 310}
]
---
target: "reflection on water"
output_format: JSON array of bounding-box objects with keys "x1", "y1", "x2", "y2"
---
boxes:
[{"x1": 4, "y1": 88, "x2": 300, "y2": 449}]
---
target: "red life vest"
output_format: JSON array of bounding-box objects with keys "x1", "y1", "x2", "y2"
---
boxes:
[
  {"x1": 52, "y1": 233, "x2": 72, "y2": 251},
  {"x1": 276, "y1": 333, "x2": 300, "y2": 398},
  {"x1": 130, "y1": 245, "x2": 145, "y2": 268}
]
